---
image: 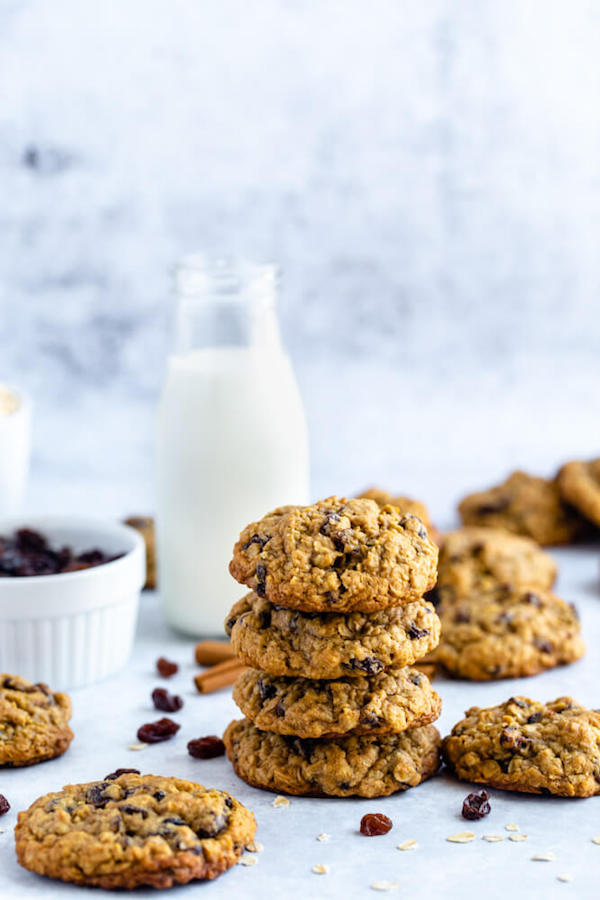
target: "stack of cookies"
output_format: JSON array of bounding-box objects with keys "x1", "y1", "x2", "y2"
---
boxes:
[{"x1": 222, "y1": 496, "x2": 443, "y2": 798}]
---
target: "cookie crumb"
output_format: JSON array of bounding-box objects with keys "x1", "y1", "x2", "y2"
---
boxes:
[
  {"x1": 397, "y1": 839, "x2": 418, "y2": 851},
  {"x1": 238, "y1": 853, "x2": 258, "y2": 867},
  {"x1": 272, "y1": 795, "x2": 290, "y2": 808},
  {"x1": 509, "y1": 834, "x2": 528, "y2": 842},
  {"x1": 370, "y1": 882, "x2": 398, "y2": 892},
  {"x1": 317, "y1": 833, "x2": 330, "y2": 842},
  {"x1": 312, "y1": 864, "x2": 329, "y2": 875},
  {"x1": 482, "y1": 835, "x2": 504, "y2": 842},
  {"x1": 531, "y1": 852, "x2": 556, "y2": 862},
  {"x1": 505, "y1": 824, "x2": 519, "y2": 832},
  {"x1": 557, "y1": 874, "x2": 573, "y2": 883},
  {"x1": 245, "y1": 840, "x2": 263, "y2": 853},
  {"x1": 447, "y1": 831, "x2": 475, "y2": 843},
  {"x1": 128, "y1": 743, "x2": 147, "y2": 751}
]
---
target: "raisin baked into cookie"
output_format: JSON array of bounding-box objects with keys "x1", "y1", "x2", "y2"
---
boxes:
[
  {"x1": 558, "y1": 458, "x2": 600, "y2": 528},
  {"x1": 226, "y1": 593, "x2": 441, "y2": 679},
  {"x1": 433, "y1": 586, "x2": 583, "y2": 680},
  {"x1": 230, "y1": 497, "x2": 438, "y2": 613},
  {"x1": 435, "y1": 527, "x2": 557, "y2": 604},
  {"x1": 443, "y1": 696, "x2": 600, "y2": 797},
  {"x1": 15, "y1": 772, "x2": 256, "y2": 889},
  {"x1": 224, "y1": 718, "x2": 441, "y2": 797},
  {"x1": 0, "y1": 674, "x2": 73, "y2": 766},
  {"x1": 458, "y1": 471, "x2": 586, "y2": 545},
  {"x1": 233, "y1": 666, "x2": 441, "y2": 738}
]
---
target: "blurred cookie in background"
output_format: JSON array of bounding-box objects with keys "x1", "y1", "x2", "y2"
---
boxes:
[
  {"x1": 435, "y1": 526, "x2": 557, "y2": 605},
  {"x1": 458, "y1": 470, "x2": 590, "y2": 545},
  {"x1": 558, "y1": 457, "x2": 600, "y2": 528},
  {"x1": 124, "y1": 516, "x2": 156, "y2": 589},
  {"x1": 433, "y1": 585, "x2": 584, "y2": 681},
  {"x1": 357, "y1": 487, "x2": 439, "y2": 543}
]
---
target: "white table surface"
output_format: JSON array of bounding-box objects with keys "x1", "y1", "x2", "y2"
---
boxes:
[{"x1": 1, "y1": 546, "x2": 600, "y2": 900}]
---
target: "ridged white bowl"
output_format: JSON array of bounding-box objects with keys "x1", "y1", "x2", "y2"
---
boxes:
[{"x1": 0, "y1": 516, "x2": 145, "y2": 690}]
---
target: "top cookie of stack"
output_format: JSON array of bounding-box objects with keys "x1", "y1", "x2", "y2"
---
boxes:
[{"x1": 229, "y1": 496, "x2": 438, "y2": 614}]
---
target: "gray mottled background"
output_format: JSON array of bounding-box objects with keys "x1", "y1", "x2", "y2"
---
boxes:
[{"x1": 1, "y1": 0, "x2": 599, "y2": 523}]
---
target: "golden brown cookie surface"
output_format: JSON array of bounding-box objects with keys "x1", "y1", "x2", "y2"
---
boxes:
[
  {"x1": 357, "y1": 487, "x2": 438, "y2": 542},
  {"x1": 15, "y1": 772, "x2": 256, "y2": 889},
  {"x1": 433, "y1": 586, "x2": 584, "y2": 680},
  {"x1": 458, "y1": 471, "x2": 586, "y2": 545},
  {"x1": 230, "y1": 497, "x2": 438, "y2": 613},
  {"x1": 0, "y1": 674, "x2": 73, "y2": 767},
  {"x1": 443, "y1": 696, "x2": 600, "y2": 796},
  {"x1": 224, "y1": 717, "x2": 441, "y2": 797},
  {"x1": 226, "y1": 593, "x2": 441, "y2": 679},
  {"x1": 233, "y1": 666, "x2": 441, "y2": 738}
]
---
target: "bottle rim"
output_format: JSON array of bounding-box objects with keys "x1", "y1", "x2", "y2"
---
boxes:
[{"x1": 173, "y1": 255, "x2": 279, "y2": 299}]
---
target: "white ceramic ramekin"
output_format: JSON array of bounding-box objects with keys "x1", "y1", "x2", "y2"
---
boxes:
[{"x1": 0, "y1": 516, "x2": 145, "y2": 690}]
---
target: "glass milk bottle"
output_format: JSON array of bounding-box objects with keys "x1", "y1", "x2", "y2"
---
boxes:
[{"x1": 156, "y1": 257, "x2": 310, "y2": 635}]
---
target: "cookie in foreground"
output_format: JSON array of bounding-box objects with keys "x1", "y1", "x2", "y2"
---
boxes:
[
  {"x1": 457, "y1": 471, "x2": 587, "y2": 545},
  {"x1": 223, "y1": 717, "x2": 441, "y2": 797},
  {"x1": 356, "y1": 487, "x2": 439, "y2": 543},
  {"x1": 433, "y1": 585, "x2": 584, "y2": 680},
  {"x1": 229, "y1": 496, "x2": 438, "y2": 613},
  {"x1": 233, "y1": 666, "x2": 441, "y2": 738},
  {"x1": 226, "y1": 592, "x2": 441, "y2": 679},
  {"x1": 443, "y1": 696, "x2": 600, "y2": 797},
  {"x1": 15, "y1": 772, "x2": 256, "y2": 889},
  {"x1": 0, "y1": 674, "x2": 73, "y2": 767}
]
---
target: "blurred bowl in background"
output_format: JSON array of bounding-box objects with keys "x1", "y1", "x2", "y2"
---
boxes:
[
  {"x1": 0, "y1": 516, "x2": 145, "y2": 690},
  {"x1": 0, "y1": 386, "x2": 31, "y2": 516}
]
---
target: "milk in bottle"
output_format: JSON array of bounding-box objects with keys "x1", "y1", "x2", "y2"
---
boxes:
[{"x1": 156, "y1": 258, "x2": 309, "y2": 635}]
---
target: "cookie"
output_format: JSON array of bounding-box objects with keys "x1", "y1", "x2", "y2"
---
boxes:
[
  {"x1": 15, "y1": 772, "x2": 256, "y2": 889},
  {"x1": 232, "y1": 666, "x2": 441, "y2": 738},
  {"x1": 0, "y1": 674, "x2": 73, "y2": 767},
  {"x1": 125, "y1": 516, "x2": 156, "y2": 589},
  {"x1": 229, "y1": 497, "x2": 438, "y2": 613},
  {"x1": 443, "y1": 696, "x2": 600, "y2": 797},
  {"x1": 458, "y1": 471, "x2": 586, "y2": 545},
  {"x1": 435, "y1": 527, "x2": 557, "y2": 603},
  {"x1": 357, "y1": 488, "x2": 438, "y2": 542},
  {"x1": 433, "y1": 586, "x2": 584, "y2": 680},
  {"x1": 226, "y1": 592, "x2": 441, "y2": 679},
  {"x1": 224, "y1": 717, "x2": 441, "y2": 797},
  {"x1": 558, "y1": 458, "x2": 600, "y2": 527}
]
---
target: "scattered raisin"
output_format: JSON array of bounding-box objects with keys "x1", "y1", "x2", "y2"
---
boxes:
[
  {"x1": 187, "y1": 736, "x2": 225, "y2": 759},
  {"x1": 462, "y1": 790, "x2": 491, "y2": 820},
  {"x1": 137, "y1": 718, "x2": 180, "y2": 743},
  {"x1": 156, "y1": 657, "x2": 178, "y2": 678},
  {"x1": 360, "y1": 813, "x2": 392, "y2": 836},
  {"x1": 0, "y1": 794, "x2": 10, "y2": 816},
  {"x1": 152, "y1": 687, "x2": 183, "y2": 712},
  {"x1": 105, "y1": 768, "x2": 140, "y2": 781}
]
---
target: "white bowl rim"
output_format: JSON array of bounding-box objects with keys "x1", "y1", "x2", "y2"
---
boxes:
[{"x1": 0, "y1": 514, "x2": 144, "y2": 586}]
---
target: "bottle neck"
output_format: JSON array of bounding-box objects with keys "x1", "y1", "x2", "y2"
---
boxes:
[{"x1": 173, "y1": 257, "x2": 282, "y2": 354}]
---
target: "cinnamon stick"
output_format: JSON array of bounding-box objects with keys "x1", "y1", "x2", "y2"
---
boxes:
[
  {"x1": 195, "y1": 640, "x2": 236, "y2": 666},
  {"x1": 194, "y1": 658, "x2": 246, "y2": 694}
]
